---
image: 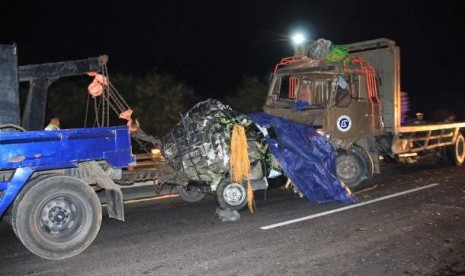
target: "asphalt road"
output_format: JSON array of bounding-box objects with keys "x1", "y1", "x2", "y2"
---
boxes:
[{"x1": 1, "y1": 159, "x2": 465, "y2": 276}]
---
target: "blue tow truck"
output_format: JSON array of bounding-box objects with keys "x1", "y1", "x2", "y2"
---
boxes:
[
  {"x1": 0, "y1": 44, "x2": 137, "y2": 259},
  {"x1": 0, "y1": 127, "x2": 135, "y2": 259},
  {"x1": 0, "y1": 44, "x2": 269, "y2": 260}
]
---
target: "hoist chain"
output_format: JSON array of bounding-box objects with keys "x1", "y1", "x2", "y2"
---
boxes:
[
  {"x1": 93, "y1": 97, "x2": 100, "y2": 127},
  {"x1": 92, "y1": 62, "x2": 133, "y2": 128},
  {"x1": 101, "y1": 63, "x2": 131, "y2": 112}
]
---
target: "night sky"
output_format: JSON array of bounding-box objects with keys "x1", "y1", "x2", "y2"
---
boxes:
[{"x1": 2, "y1": 0, "x2": 465, "y2": 119}]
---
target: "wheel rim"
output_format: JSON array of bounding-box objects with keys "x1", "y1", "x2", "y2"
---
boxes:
[
  {"x1": 39, "y1": 196, "x2": 83, "y2": 240},
  {"x1": 336, "y1": 155, "x2": 361, "y2": 182},
  {"x1": 222, "y1": 183, "x2": 246, "y2": 207},
  {"x1": 455, "y1": 135, "x2": 465, "y2": 164}
]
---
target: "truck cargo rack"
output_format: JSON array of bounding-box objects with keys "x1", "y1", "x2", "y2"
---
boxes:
[{"x1": 392, "y1": 122, "x2": 465, "y2": 154}]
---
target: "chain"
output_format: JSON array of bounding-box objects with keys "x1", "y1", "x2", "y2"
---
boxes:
[
  {"x1": 114, "y1": 170, "x2": 157, "y2": 186},
  {"x1": 102, "y1": 62, "x2": 131, "y2": 110},
  {"x1": 101, "y1": 88, "x2": 106, "y2": 127},
  {"x1": 90, "y1": 60, "x2": 141, "y2": 129},
  {"x1": 93, "y1": 97, "x2": 100, "y2": 127},
  {"x1": 92, "y1": 62, "x2": 132, "y2": 127}
]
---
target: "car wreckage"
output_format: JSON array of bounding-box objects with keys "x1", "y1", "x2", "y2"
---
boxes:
[{"x1": 153, "y1": 98, "x2": 356, "y2": 211}]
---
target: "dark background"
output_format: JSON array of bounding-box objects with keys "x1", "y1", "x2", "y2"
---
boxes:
[{"x1": 2, "y1": 0, "x2": 464, "y2": 120}]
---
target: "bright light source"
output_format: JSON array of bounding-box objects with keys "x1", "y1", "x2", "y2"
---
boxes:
[{"x1": 291, "y1": 33, "x2": 305, "y2": 45}]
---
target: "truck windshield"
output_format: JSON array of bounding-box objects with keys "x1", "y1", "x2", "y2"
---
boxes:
[{"x1": 266, "y1": 74, "x2": 339, "y2": 109}]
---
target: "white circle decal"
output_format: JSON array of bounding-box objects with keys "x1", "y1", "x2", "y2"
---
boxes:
[{"x1": 337, "y1": 115, "x2": 352, "y2": 132}]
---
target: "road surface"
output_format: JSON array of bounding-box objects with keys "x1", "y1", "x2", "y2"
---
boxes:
[{"x1": 1, "y1": 159, "x2": 464, "y2": 275}]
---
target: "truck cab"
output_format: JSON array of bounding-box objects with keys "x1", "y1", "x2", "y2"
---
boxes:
[
  {"x1": 264, "y1": 57, "x2": 375, "y2": 148},
  {"x1": 263, "y1": 46, "x2": 381, "y2": 191}
]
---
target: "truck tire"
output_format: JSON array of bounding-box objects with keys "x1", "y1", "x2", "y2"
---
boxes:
[
  {"x1": 10, "y1": 173, "x2": 61, "y2": 238},
  {"x1": 11, "y1": 175, "x2": 102, "y2": 260},
  {"x1": 336, "y1": 145, "x2": 374, "y2": 192},
  {"x1": 176, "y1": 185, "x2": 206, "y2": 203},
  {"x1": 447, "y1": 133, "x2": 465, "y2": 166},
  {"x1": 216, "y1": 180, "x2": 248, "y2": 211}
]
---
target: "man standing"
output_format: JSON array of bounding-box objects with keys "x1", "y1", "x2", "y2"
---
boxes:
[{"x1": 45, "y1": 117, "x2": 60, "y2": 130}]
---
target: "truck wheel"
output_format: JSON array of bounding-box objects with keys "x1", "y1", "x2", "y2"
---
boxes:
[
  {"x1": 336, "y1": 145, "x2": 374, "y2": 192},
  {"x1": 216, "y1": 180, "x2": 248, "y2": 211},
  {"x1": 11, "y1": 175, "x2": 102, "y2": 260},
  {"x1": 447, "y1": 133, "x2": 465, "y2": 166},
  {"x1": 176, "y1": 185, "x2": 206, "y2": 203},
  {"x1": 10, "y1": 173, "x2": 61, "y2": 238}
]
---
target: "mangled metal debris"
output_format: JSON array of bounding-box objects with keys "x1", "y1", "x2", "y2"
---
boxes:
[
  {"x1": 157, "y1": 98, "x2": 356, "y2": 211},
  {"x1": 159, "y1": 98, "x2": 269, "y2": 211},
  {"x1": 161, "y1": 99, "x2": 265, "y2": 188}
]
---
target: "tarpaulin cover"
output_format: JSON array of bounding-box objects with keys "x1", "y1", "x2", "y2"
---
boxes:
[{"x1": 248, "y1": 112, "x2": 357, "y2": 204}]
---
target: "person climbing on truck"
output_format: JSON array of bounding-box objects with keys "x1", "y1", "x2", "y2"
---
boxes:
[{"x1": 44, "y1": 117, "x2": 60, "y2": 130}]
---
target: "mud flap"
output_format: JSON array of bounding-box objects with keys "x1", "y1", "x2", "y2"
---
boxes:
[
  {"x1": 79, "y1": 161, "x2": 125, "y2": 221},
  {"x1": 103, "y1": 188, "x2": 124, "y2": 221}
]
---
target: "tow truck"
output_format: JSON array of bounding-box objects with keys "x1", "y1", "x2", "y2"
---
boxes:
[
  {"x1": 0, "y1": 44, "x2": 269, "y2": 259},
  {"x1": 0, "y1": 44, "x2": 140, "y2": 259}
]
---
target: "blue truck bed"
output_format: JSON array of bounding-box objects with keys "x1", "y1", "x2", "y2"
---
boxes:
[{"x1": 0, "y1": 126, "x2": 135, "y2": 217}]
